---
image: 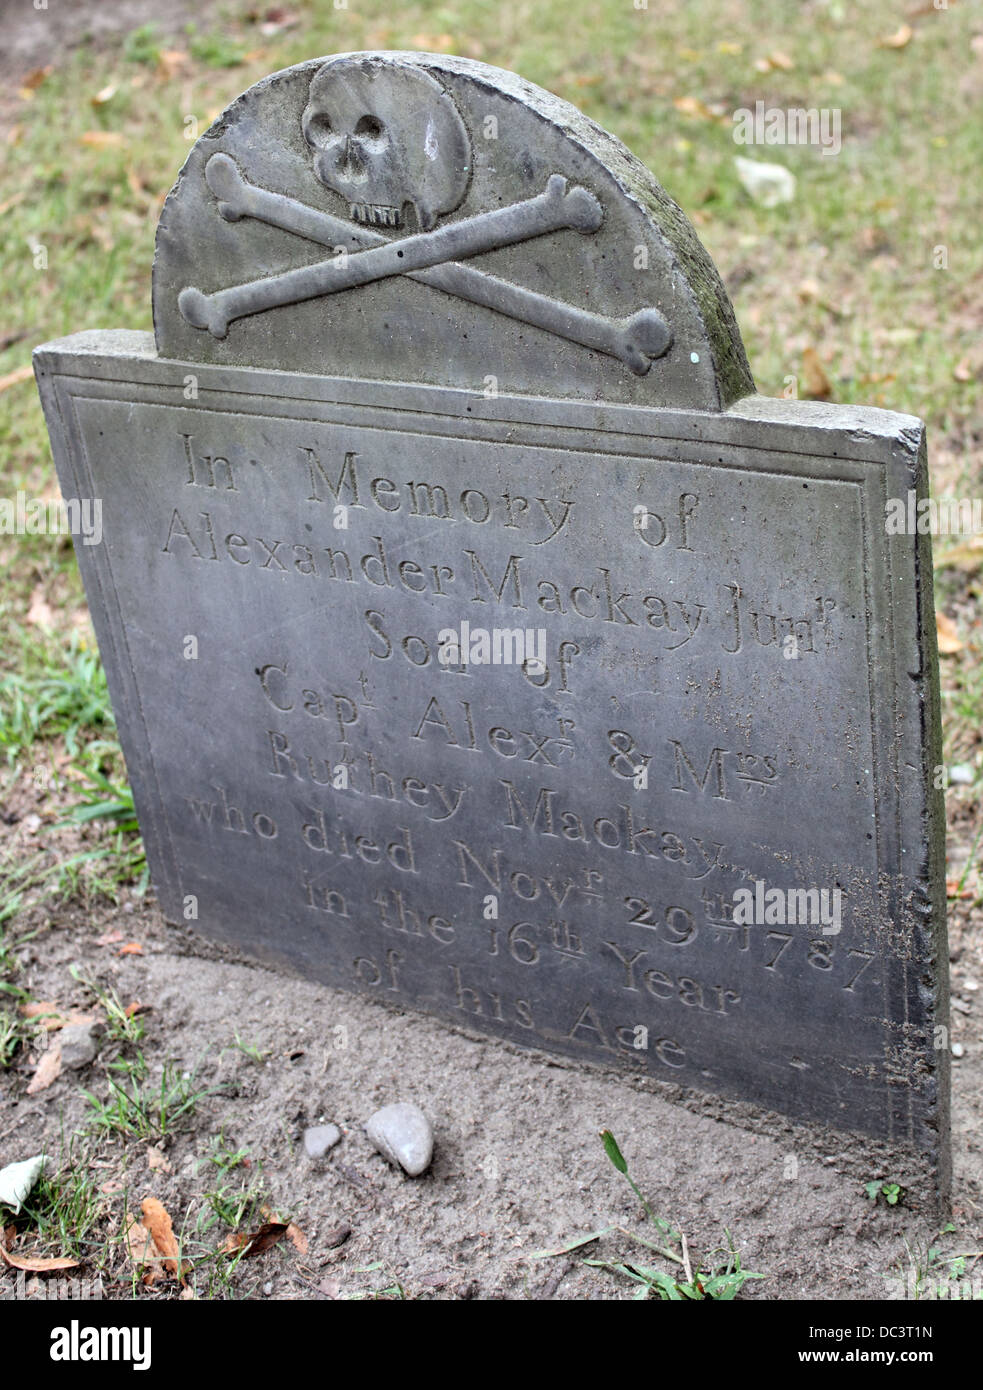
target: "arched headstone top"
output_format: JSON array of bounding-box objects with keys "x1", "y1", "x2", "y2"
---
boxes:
[{"x1": 153, "y1": 51, "x2": 754, "y2": 409}]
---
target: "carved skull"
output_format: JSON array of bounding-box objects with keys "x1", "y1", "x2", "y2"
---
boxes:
[{"x1": 302, "y1": 59, "x2": 472, "y2": 232}]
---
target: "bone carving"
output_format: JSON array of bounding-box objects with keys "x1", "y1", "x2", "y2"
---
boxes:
[{"x1": 177, "y1": 62, "x2": 673, "y2": 375}]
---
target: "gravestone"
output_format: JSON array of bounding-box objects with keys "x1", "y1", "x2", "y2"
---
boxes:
[{"x1": 34, "y1": 52, "x2": 949, "y2": 1200}]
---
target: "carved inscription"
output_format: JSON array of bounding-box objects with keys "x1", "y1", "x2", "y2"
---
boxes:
[{"x1": 70, "y1": 392, "x2": 898, "y2": 1133}]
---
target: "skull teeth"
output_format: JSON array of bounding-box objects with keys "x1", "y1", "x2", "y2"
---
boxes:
[{"x1": 349, "y1": 202, "x2": 401, "y2": 228}]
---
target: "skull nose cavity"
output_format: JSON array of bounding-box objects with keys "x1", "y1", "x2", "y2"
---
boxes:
[{"x1": 340, "y1": 135, "x2": 369, "y2": 182}]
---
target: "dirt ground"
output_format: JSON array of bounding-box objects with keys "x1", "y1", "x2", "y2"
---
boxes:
[{"x1": 1, "y1": 859, "x2": 980, "y2": 1301}]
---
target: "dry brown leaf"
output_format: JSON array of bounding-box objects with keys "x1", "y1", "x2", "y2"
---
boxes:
[
  {"x1": 91, "y1": 84, "x2": 117, "y2": 106},
  {"x1": 0, "y1": 1243, "x2": 79, "y2": 1273},
  {"x1": 767, "y1": 49, "x2": 795, "y2": 70},
  {"x1": 100, "y1": 1179, "x2": 126, "y2": 1194},
  {"x1": 97, "y1": 928, "x2": 124, "y2": 946},
  {"x1": 673, "y1": 95, "x2": 713, "y2": 119},
  {"x1": 220, "y1": 1220, "x2": 288, "y2": 1258},
  {"x1": 879, "y1": 23, "x2": 913, "y2": 49},
  {"x1": 936, "y1": 611, "x2": 963, "y2": 654},
  {"x1": 21, "y1": 1003, "x2": 98, "y2": 1032},
  {"x1": 81, "y1": 131, "x2": 125, "y2": 149},
  {"x1": 147, "y1": 1146, "x2": 172, "y2": 1174},
  {"x1": 21, "y1": 66, "x2": 52, "y2": 91},
  {"x1": 140, "y1": 1197, "x2": 183, "y2": 1278},
  {"x1": 125, "y1": 1001, "x2": 146, "y2": 1018},
  {"x1": 953, "y1": 358, "x2": 974, "y2": 383},
  {"x1": 286, "y1": 1222, "x2": 308, "y2": 1254},
  {"x1": 0, "y1": 365, "x2": 33, "y2": 393},
  {"x1": 123, "y1": 1212, "x2": 161, "y2": 1285},
  {"x1": 802, "y1": 347, "x2": 832, "y2": 400},
  {"x1": 26, "y1": 1043, "x2": 62, "y2": 1094},
  {"x1": 947, "y1": 880, "x2": 973, "y2": 899},
  {"x1": 157, "y1": 50, "x2": 189, "y2": 80},
  {"x1": 118, "y1": 942, "x2": 143, "y2": 956}
]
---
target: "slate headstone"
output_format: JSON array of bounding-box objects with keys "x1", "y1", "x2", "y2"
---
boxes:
[{"x1": 35, "y1": 52, "x2": 949, "y2": 1201}]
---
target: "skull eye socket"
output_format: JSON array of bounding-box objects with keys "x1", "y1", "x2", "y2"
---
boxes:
[
  {"x1": 354, "y1": 115, "x2": 385, "y2": 141},
  {"x1": 304, "y1": 112, "x2": 334, "y2": 146}
]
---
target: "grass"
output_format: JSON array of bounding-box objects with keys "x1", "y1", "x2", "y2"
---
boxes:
[
  {"x1": 83, "y1": 1056, "x2": 220, "y2": 1141},
  {"x1": 894, "y1": 1225, "x2": 983, "y2": 1301},
  {"x1": 533, "y1": 1129, "x2": 764, "y2": 1300}
]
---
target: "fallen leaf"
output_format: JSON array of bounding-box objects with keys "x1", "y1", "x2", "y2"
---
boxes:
[
  {"x1": 125, "y1": 1001, "x2": 147, "y2": 1018},
  {"x1": 123, "y1": 1212, "x2": 161, "y2": 1285},
  {"x1": 220, "y1": 1220, "x2": 288, "y2": 1258},
  {"x1": 141, "y1": 1198, "x2": 184, "y2": 1279},
  {"x1": 0, "y1": 1155, "x2": 46, "y2": 1214},
  {"x1": 673, "y1": 95, "x2": 713, "y2": 119},
  {"x1": 286, "y1": 1222, "x2": 308, "y2": 1254},
  {"x1": 118, "y1": 942, "x2": 143, "y2": 956},
  {"x1": 802, "y1": 346, "x2": 832, "y2": 400},
  {"x1": 27, "y1": 586, "x2": 55, "y2": 628},
  {"x1": 936, "y1": 611, "x2": 963, "y2": 654},
  {"x1": 734, "y1": 155, "x2": 796, "y2": 207},
  {"x1": 0, "y1": 1242, "x2": 79, "y2": 1273},
  {"x1": 91, "y1": 84, "x2": 117, "y2": 106},
  {"x1": 81, "y1": 131, "x2": 125, "y2": 148},
  {"x1": 147, "y1": 1146, "x2": 172, "y2": 1174},
  {"x1": 879, "y1": 23, "x2": 913, "y2": 49},
  {"x1": 156, "y1": 50, "x2": 189, "y2": 80},
  {"x1": 953, "y1": 358, "x2": 973, "y2": 383},
  {"x1": 0, "y1": 365, "x2": 33, "y2": 393},
  {"x1": 947, "y1": 880, "x2": 974, "y2": 899},
  {"x1": 768, "y1": 49, "x2": 795, "y2": 70},
  {"x1": 99, "y1": 1179, "x2": 126, "y2": 1194},
  {"x1": 21, "y1": 66, "x2": 52, "y2": 91},
  {"x1": 97, "y1": 928, "x2": 124, "y2": 946},
  {"x1": 26, "y1": 1044, "x2": 62, "y2": 1094},
  {"x1": 21, "y1": 1003, "x2": 97, "y2": 1032}
]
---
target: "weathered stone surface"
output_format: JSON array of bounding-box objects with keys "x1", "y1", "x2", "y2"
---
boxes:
[
  {"x1": 366, "y1": 1102, "x2": 434, "y2": 1176},
  {"x1": 35, "y1": 51, "x2": 948, "y2": 1201}
]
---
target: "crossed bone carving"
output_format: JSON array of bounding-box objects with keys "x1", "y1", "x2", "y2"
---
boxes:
[{"x1": 178, "y1": 154, "x2": 673, "y2": 376}]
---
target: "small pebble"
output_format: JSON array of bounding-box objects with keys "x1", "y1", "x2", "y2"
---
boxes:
[
  {"x1": 964, "y1": 979, "x2": 979, "y2": 992},
  {"x1": 58, "y1": 1022, "x2": 99, "y2": 1070},
  {"x1": 263, "y1": 1282, "x2": 273, "y2": 1296},
  {"x1": 949, "y1": 764, "x2": 974, "y2": 785},
  {"x1": 303, "y1": 1123, "x2": 341, "y2": 1159},
  {"x1": 952, "y1": 1042, "x2": 965, "y2": 1058},
  {"x1": 365, "y1": 1101, "x2": 433, "y2": 1177}
]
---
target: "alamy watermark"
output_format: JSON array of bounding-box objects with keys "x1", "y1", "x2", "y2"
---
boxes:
[
  {"x1": 733, "y1": 101, "x2": 841, "y2": 157},
  {"x1": 885, "y1": 489, "x2": 983, "y2": 536},
  {"x1": 0, "y1": 491, "x2": 102, "y2": 546},
  {"x1": 732, "y1": 879, "x2": 842, "y2": 935},
  {"x1": 438, "y1": 621, "x2": 546, "y2": 674}
]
